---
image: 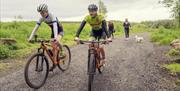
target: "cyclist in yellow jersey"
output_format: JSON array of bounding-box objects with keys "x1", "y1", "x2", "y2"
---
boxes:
[{"x1": 75, "y1": 4, "x2": 112, "y2": 66}]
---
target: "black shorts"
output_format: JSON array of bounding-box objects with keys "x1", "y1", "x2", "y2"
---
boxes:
[{"x1": 90, "y1": 29, "x2": 106, "y2": 40}]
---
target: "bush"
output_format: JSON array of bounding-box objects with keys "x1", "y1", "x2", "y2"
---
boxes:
[
  {"x1": 163, "y1": 63, "x2": 180, "y2": 74},
  {"x1": 151, "y1": 28, "x2": 180, "y2": 45},
  {"x1": 0, "y1": 45, "x2": 12, "y2": 59},
  {"x1": 141, "y1": 19, "x2": 177, "y2": 29},
  {"x1": 167, "y1": 49, "x2": 180, "y2": 57}
]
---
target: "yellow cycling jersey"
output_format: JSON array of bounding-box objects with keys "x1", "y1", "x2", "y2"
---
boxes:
[{"x1": 84, "y1": 14, "x2": 105, "y2": 30}]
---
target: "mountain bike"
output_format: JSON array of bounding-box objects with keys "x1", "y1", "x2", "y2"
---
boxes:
[
  {"x1": 24, "y1": 40, "x2": 71, "y2": 89},
  {"x1": 76, "y1": 39, "x2": 111, "y2": 91}
]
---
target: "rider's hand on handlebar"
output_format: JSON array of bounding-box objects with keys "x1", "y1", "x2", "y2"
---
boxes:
[
  {"x1": 74, "y1": 37, "x2": 80, "y2": 41},
  {"x1": 74, "y1": 37, "x2": 80, "y2": 44}
]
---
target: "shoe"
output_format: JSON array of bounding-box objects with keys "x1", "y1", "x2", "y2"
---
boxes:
[
  {"x1": 99, "y1": 59, "x2": 105, "y2": 67},
  {"x1": 49, "y1": 65, "x2": 56, "y2": 71}
]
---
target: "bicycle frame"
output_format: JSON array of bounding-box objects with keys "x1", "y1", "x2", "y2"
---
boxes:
[
  {"x1": 87, "y1": 41, "x2": 103, "y2": 75},
  {"x1": 37, "y1": 41, "x2": 61, "y2": 65}
]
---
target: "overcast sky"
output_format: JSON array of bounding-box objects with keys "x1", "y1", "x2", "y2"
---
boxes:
[{"x1": 0, "y1": 0, "x2": 171, "y2": 22}]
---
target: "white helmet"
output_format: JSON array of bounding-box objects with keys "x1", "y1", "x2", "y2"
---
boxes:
[{"x1": 37, "y1": 4, "x2": 48, "y2": 12}]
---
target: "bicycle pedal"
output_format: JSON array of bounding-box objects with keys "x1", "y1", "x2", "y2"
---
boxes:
[{"x1": 49, "y1": 65, "x2": 56, "y2": 71}]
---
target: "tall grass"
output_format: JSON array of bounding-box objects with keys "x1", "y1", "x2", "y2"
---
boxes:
[
  {"x1": 0, "y1": 21, "x2": 124, "y2": 59},
  {"x1": 151, "y1": 27, "x2": 180, "y2": 45}
]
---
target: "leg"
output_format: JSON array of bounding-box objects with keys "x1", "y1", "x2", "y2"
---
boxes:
[
  {"x1": 127, "y1": 29, "x2": 129, "y2": 38},
  {"x1": 124, "y1": 29, "x2": 127, "y2": 38},
  {"x1": 99, "y1": 45, "x2": 106, "y2": 66},
  {"x1": 112, "y1": 32, "x2": 114, "y2": 39},
  {"x1": 49, "y1": 43, "x2": 57, "y2": 71},
  {"x1": 49, "y1": 34, "x2": 63, "y2": 71}
]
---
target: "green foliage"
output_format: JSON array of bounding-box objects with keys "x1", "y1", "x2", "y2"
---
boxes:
[
  {"x1": 0, "y1": 21, "x2": 148, "y2": 59},
  {"x1": 0, "y1": 21, "x2": 101, "y2": 59},
  {"x1": 151, "y1": 28, "x2": 180, "y2": 45},
  {"x1": 163, "y1": 63, "x2": 180, "y2": 73},
  {"x1": 159, "y1": 0, "x2": 180, "y2": 27},
  {"x1": 0, "y1": 45, "x2": 12, "y2": 59},
  {"x1": 141, "y1": 19, "x2": 177, "y2": 29},
  {"x1": 167, "y1": 48, "x2": 180, "y2": 57}
]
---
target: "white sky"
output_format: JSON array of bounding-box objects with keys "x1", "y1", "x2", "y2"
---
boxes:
[{"x1": 0, "y1": 0, "x2": 171, "y2": 22}]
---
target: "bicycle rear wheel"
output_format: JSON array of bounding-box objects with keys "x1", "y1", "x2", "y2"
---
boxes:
[
  {"x1": 57, "y1": 44, "x2": 71, "y2": 71},
  {"x1": 88, "y1": 54, "x2": 96, "y2": 91},
  {"x1": 24, "y1": 53, "x2": 49, "y2": 89}
]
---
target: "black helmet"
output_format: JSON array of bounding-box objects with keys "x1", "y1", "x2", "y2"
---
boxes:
[{"x1": 88, "y1": 4, "x2": 98, "y2": 11}]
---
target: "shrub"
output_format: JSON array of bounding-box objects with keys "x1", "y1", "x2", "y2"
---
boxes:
[{"x1": 0, "y1": 45, "x2": 11, "y2": 59}]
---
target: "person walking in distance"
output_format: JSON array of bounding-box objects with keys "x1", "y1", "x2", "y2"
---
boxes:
[
  {"x1": 123, "y1": 18, "x2": 131, "y2": 40},
  {"x1": 108, "y1": 21, "x2": 115, "y2": 39}
]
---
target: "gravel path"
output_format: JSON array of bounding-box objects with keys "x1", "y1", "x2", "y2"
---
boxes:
[{"x1": 0, "y1": 33, "x2": 176, "y2": 91}]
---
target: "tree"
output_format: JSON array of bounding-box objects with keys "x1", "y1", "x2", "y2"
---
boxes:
[
  {"x1": 98, "y1": 0, "x2": 108, "y2": 17},
  {"x1": 159, "y1": 0, "x2": 180, "y2": 28}
]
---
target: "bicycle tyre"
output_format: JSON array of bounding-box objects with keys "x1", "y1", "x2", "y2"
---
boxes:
[
  {"x1": 88, "y1": 54, "x2": 96, "y2": 91},
  {"x1": 24, "y1": 53, "x2": 49, "y2": 89},
  {"x1": 57, "y1": 45, "x2": 71, "y2": 71}
]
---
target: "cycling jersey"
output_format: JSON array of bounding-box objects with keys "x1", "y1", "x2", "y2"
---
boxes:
[
  {"x1": 84, "y1": 14, "x2": 104, "y2": 30},
  {"x1": 76, "y1": 14, "x2": 110, "y2": 38},
  {"x1": 29, "y1": 12, "x2": 63, "y2": 40}
]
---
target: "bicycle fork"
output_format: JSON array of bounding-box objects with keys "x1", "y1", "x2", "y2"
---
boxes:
[
  {"x1": 87, "y1": 49, "x2": 96, "y2": 75},
  {"x1": 35, "y1": 48, "x2": 44, "y2": 72}
]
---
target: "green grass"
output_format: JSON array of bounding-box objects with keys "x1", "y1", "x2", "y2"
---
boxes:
[
  {"x1": 0, "y1": 21, "x2": 91, "y2": 59},
  {"x1": 167, "y1": 49, "x2": 180, "y2": 58},
  {"x1": 150, "y1": 26, "x2": 180, "y2": 76},
  {"x1": 0, "y1": 21, "x2": 126, "y2": 59},
  {"x1": 0, "y1": 21, "x2": 156, "y2": 59},
  {"x1": 151, "y1": 27, "x2": 180, "y2": 45},
  {"x1": 163, "y1": 63, "x2": 180, "y2": 74}
]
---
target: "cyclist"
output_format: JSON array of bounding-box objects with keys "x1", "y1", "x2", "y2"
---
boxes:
[
  {"x1": 108, "y1": 21, "x2": 115, "y2": 39},
  {"x1": 28, "y1": 4, "x2": 64, "y2": 71},
  {"x1": 74, "y1": 4, "x2": 112, "y2": 66}
]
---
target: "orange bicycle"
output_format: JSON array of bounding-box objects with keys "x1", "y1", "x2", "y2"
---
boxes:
[
  {"x1": 24, "y1": 40, "x2": 71, "y2": 89},
  {"x1": 76, "y1": 39, "x2": 111, "y2": 91}
]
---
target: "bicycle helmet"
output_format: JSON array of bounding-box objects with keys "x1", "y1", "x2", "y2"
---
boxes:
[
  {"x1": 37, "y1": 4, "x2": 48, "y2": 12},
  {"x1": 88, "y1": 4, "x2": 98, "y2": 11}
]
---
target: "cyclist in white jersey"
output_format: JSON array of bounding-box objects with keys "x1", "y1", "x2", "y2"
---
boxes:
[
  {"x1": 28, "y1": 4, "x2": 64, "y2": 41},
  {"x1": 28, "y1": 4, "x2": 64, "y2": 71}
]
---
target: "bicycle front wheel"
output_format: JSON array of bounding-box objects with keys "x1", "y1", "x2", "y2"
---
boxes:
[
  {"x1": 24, "y1": 53, "x2": 49, "y2": 89},
  {"x1": 88, "y1": 54, "x2": 96, "y2": 91},
  {"x1": 57, "y1": 45, "x2": 71, "y2": 71}
]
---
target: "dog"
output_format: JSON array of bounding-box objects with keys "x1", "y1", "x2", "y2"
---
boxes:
[
  {"x1": 170, "y1": 39, "x2": 180, "y2": 50},
  {"x1": 135, "y1": 35, "x2": 144, "y2": 43}
]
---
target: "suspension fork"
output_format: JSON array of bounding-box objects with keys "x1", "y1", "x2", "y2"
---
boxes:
[
  {"x1": 35, "y1": 47, "x2": 44, "y2": 71},
  {"x1": 88, "y1": 46, "x2": 96, "y2": 75}
]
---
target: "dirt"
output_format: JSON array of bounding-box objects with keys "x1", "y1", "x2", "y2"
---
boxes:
[{"x1": 0, "y1": 32, "x2": 178, "y2": 91}]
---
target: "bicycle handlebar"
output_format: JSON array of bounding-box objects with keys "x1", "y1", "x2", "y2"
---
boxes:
[{"x1": 75, "y1": 40, "x2": 112, "y2": 45}]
